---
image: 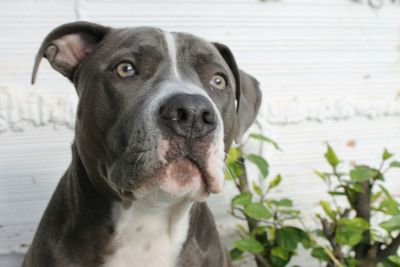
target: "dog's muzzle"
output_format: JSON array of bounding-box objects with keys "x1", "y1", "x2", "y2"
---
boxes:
[{"x1": 154, "y1": 93, "x2": 224, "y2": 201}]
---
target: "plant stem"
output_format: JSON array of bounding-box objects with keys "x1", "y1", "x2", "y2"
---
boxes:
[
  {"x1": 298, "y1": 218, "x2": 344, "y2": 267},
  {"x1": 237, "y1": 155, "x2": 270, "y2": 267},
  {"x1": 354, "y1": 181, "x2": 372, "y2": 263},
  {"x1": 377, "y1": 233, "x2": 400, "y2": 261}
]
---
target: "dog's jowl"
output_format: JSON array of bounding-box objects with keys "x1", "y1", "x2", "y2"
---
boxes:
[{"x1": 23, "y1": 22, "x2": 261, "y2": 267}]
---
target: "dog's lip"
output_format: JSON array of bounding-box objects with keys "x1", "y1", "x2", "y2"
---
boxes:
[
  {"x1": 184, "y1": 156, "x2": 211, "y2": 193},
  {"x1": 115, "y1": 155, "x2": 215, "y2": 200},
  {"x1": 191, "y1": 159, "x2": 221, "y2": 194},
  {"x1": 186, "y1": 156, "x2": 219, "y2": 194}
]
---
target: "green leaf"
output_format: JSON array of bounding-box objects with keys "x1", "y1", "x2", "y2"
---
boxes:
[
  {"x1": 390, "y1": 161, "x2": 400, "y2": 168},
  {"x1": 378, "y1": 198, "x2": 400, "y2": 215},
  {"x1": 249, "y1": 133, "x2": 281, "y2": 150},
  {"x1": 252, "y1": 181, "x2": 263, "y2": 196},
  {"x1": 225, "y1": 147, "x2": 244, "y2": 180},
  {"x1": 227, "y1": 147, "x2": 242, "y2": 161},
  {"x1": 234, "y1": 238, "x2": 264, "y2": 253},
  {"x1": 350, "y1": 166, "x2": 376, "y2": 182},
  {"x1": 380, "y1": 258, "x2": 400, "y2": 267},
  {"x1": 336, "y1": 218, "x2": 370, "y2": 246},
  {"x1": 266, "y1": 226, "x2": 276, "y2": 242},
  {"x1": 380, "y1": 185, "x2": 394, "y2": 199},
  {"x1": 225, "y1": 161, "x2": 244, "y2": 180},
  {"x1": 270, "y1": 198, "x2": 293, "y2": 207},
  {"x1": 351, "y1": 182, "x2": 365, "y2": 193},
  {"x1": 345, "y1": 257, "x2": 358, "y2": 267},
  {"x1": 311, "y1": 247, "x2": 330, "y2": 262},
  {"x1": 324, "y1": 145, "x2": 340, "y2": 168},
  {"x1": 320, "y1": 200, "x2": 335, "y2": 220},
  {"x1": 314, "y1": 170, "x2": 329, "y2": 182},
  {"x1": 246, "y1": 154, "x2": 269, "y2": 178},
  {"x1": 383, "y1": 148, "x2": 394, "y2": 160},
  {"x1": 224, "y1": 169, "x2": 233, "y2": 180},
  {"x1": 229, "y1": 248, "x2": 244, "y2": 261},
  {"x1": 279, "y1": 209, "x2": 301, "y2": 217},
  {"x1": 301, "y1": 234, "x2": 312, "y2": 249},
  {"x1": 252, "y1": 226, "x2": 268, "y2": 236},
  {"x1": 235, "y1": 224, "x2": 248, "y2": 234},
  {"x1": 380, "y1": 215, "x2": 400, "y2": 232},
  {"x1": 328, "y1": 190, "x2": 346, "y2": 196},
  {"x1": 268, "y1": 174, "x2": 282, "y2": 190},
  {"x1": 277, "y1": 227, "x2": 307, "y2": 252},
  {"x1": 344, "y1": 186, "x2": 357, "y2": 207},
  {"x1": 372, "y1": 191, "x2": 383, "y2": 203},
  {"x1": 269, "y1": 255, "x2": 291, "y2": 267},
  {"x1": 232, "y1": 192, "x2": 252, "y2": 207},
  {"x1": 271, "y1": 247, "x2": 290, "y2": 260},
  {"x1": 387, "y1": 255, "x2": 400, "y2": 266},
  {"x1": 244, "y1": 203, "x2": 271, "y2": 220}
]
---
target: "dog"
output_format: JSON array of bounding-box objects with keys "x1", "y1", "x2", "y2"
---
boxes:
[{"x1": 22, "y1": 21, "x2": 261, "y2": 267}]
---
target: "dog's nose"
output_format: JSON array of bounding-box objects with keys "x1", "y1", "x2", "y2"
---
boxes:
[{"x1": 160, "y1": 94, "x2": 217, "y2": 139}]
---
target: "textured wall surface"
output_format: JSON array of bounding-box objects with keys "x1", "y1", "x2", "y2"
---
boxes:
[{"x1": 1, "y1": 0, "x2": 400, "y2": 266}]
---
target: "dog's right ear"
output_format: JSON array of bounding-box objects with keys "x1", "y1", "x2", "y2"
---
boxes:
[{"x1": 32, "y1": 21, "x2": 110, "y2": 84}]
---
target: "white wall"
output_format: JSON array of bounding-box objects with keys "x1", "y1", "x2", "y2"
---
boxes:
[{"x1": 1, "y1": 0, "x2": 400, "y2": 266}]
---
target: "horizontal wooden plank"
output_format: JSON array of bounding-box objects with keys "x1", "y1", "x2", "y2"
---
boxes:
[{"x1": 1, "y1": 0, "x2": 400, "y2": 266}]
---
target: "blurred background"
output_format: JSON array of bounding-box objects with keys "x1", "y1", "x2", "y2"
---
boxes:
[{"x1": 0, "y1": 0, "x2": 399, "y2": 266}]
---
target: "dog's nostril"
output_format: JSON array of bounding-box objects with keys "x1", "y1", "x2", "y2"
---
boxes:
[
  {"x1": 169, "y1": 109, "x2": 179, "y2": 121},
  {"x1": 202, "y1": 111, "x2": 215, "y2": 124},
  {"x1": 161, "y1": 106, "x2": 185, "y2": 121},
  {"x1": 176, "y1": 108, "x2": 187, "y2": 121}
]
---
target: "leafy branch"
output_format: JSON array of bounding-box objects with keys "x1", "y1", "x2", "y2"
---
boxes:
[
  {"x1": 311, "y1": 145, "x2": 400, "y2": 267},
  {"x1": 225, "y1": 134, "x2": 308, "y2": 267}
]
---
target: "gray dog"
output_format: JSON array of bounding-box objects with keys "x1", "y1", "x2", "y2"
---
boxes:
[{"x1": 22, "y1": 21, "x2": 261, "y2": 267}]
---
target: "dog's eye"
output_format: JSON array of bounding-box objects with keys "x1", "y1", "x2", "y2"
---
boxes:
[
  {"x1": 115, "y1": 62, "x2": 136, "y2": 78},
  {"x1": 209, "y1": 74, "x2": 226, "y2": 90}
]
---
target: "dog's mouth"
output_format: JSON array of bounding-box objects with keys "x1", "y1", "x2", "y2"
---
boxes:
[
  {"x1": 114, "y1": 136, "x2": 225, "y2": 202},
  {"x1": 158, "y1": 157, "x2": 208, "y2": 198},
  {"x1": 117, "y1": 156, "x2": 221, "y2": 202},
  {"x1": 164, "y1": 157, "x2": 206, "y2": 186}
]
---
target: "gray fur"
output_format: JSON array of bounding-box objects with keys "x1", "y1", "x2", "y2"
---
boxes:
[{"x1": 23, "y1": 21, "x2": 261, "y2": 267}]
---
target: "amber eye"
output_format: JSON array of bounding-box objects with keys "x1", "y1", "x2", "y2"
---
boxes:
[
  {"x1": 115, "y1": 62, "x2": 136, "y2": 78},
  {"x1": 209, "y1": 74, "x2": 226, "y2": 90}
]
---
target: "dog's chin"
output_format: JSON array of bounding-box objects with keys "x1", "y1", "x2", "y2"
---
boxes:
[
  {"x1": 115, "y1": 155, "x2": 224, "y2": 203},
  {"x1": 158, "y1": 158, "x2": 210, "y2": 202}
]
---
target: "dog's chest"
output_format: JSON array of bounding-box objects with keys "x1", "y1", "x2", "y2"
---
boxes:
[{"x1": 102, "y1": 202, "x2": 191, "y2": 267}]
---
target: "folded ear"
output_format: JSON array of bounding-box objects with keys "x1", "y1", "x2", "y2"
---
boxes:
[
  {"x1": 32, "y1": 21, "x2": 109, "y2": 84},
  {"x1": 213, "y1": 42, "x2": 262, "y2": 143}
]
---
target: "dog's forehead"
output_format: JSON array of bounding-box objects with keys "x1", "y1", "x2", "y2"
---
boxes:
[
  {"x1": 104, "y1": 27, "x2": 222, "y2": 62},
  {"x1": 174, "y1": 32, "x2": 218, "y2": 55},
  {"x1": 98, "y1": 27, "x2": 164, "y2": 54}
]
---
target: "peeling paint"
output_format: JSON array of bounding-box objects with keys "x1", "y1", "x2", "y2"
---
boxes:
[
  {"x1": 0, "y1": 85, "x2": 78, "y2": 133},
  {"x1": 1, "y1": 86, "x2": 400, "y2": 133},
  {"x1": 262, "y1": 95, "x2": 400, "y2": 125}
]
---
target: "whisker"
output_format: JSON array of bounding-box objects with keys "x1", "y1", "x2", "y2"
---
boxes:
[
  {"x1": 224, "y1": 152, "x2": 245, "y2": 166},
  {"x1": 223, "y1": 162, "x2": 235, "y2": 179},
  {"x1": 132, "y1": 153, "x2": 145, "y2": 173}
]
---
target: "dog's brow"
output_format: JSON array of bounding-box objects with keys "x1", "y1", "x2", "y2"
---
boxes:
[{"x1": 163, "y1": 31, "x2": 180, "y2": 79}]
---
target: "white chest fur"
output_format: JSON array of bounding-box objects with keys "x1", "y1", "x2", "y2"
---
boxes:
[{"x1": 102, "y1": 199, "x2": 192, "y2": 267}]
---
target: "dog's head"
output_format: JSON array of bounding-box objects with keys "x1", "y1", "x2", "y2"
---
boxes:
[{"x1": 33, "y1": 22, "x2": 261, "y2": 202}]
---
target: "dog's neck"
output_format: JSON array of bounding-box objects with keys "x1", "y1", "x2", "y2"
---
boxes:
[
  {"x1": 63, "y1": 144, "x2": 114, "y2": 223},
  {"x1": 64, "y1": 145, "x2": 194, "y2": 267},
  {"x1": 103, "y1": 194, "x2": 193, "y2": 267}
]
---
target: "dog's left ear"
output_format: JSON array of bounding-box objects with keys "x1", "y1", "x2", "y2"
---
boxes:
[
  {"x1": 213, "y1": 42, "x2": 262, "y2": 143},
  {"x1": 32, "y1": 21, "x2": 110, "y2": 84}
]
